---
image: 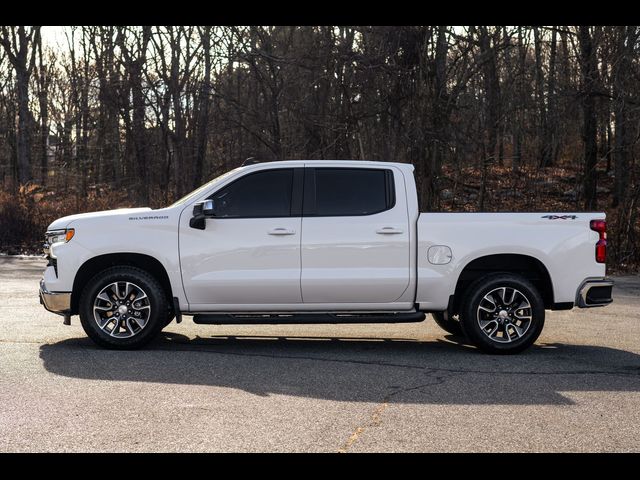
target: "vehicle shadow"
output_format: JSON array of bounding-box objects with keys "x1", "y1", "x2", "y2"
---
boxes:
[{"x1": 39, "y1": 332, "x2": 640, "y2": 406}]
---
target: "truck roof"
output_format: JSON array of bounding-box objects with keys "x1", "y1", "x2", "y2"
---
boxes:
[{"x1": 240, "y1": 159, "x2": 415, "y2": 172}]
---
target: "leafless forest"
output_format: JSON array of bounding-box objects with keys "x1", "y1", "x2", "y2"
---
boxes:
[{"x1": 0, "y1": 26, "x2": 638, "y2": 270}]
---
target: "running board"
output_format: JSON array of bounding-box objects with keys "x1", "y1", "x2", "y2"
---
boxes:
[{"x1": 192, "y1": 312, "x2": 426, "y2": 325}]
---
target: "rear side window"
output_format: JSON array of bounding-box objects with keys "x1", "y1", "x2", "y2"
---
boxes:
[
  {"x1": 307, "y1": 168, "x2": 395, "y2": 216},
  {"x1": 208, "y1": 168, "x2": 294, "y2": 218}
]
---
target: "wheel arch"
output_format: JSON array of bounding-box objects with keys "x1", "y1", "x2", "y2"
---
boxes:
[
  {"x1": 71, "y1": 253, "x2": 174, "y2": 315},
  {"x1": 451, "y1": 253, "x2": 554, "y2": 313}
]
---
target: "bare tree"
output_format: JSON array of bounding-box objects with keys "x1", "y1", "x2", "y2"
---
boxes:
[
  {"x1": 579, "y1": 26, "x2": 599, "y2": 210},
  {"x1": 35, "y1": 35, "x2": 51, "y2": 185},
  {"x1": 612, "y1": 26, "x2": 638, "y2": 207},
  {"x1": 477, "y1": 26, "x2": 501, "y2": 210},
  {"x1": 116, "y1": 26, "x2": 152, "y2": 203},
  {"x1": 0, "y1": 26, "x2": 40, "y2": 184}
]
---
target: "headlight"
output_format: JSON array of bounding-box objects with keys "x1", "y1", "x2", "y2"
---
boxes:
[{"x1": 44, "y1": 229, "x2": 75, "y2": 255}]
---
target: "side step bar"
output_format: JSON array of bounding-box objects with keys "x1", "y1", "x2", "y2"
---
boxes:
[{"x1": 193, "y1": 312, "x2": 426, "y2": 325}]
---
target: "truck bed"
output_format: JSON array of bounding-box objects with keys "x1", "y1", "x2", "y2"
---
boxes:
[{"x1": 415, "y1": 212, "x2": 606, "y2": 311}]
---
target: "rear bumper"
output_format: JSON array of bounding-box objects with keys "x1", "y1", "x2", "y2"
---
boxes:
[
  {"x1": 39, "y1": 278, "x2": 71, "y2": 315},
  {"x1": 576, "y1": 278, "x2": 614, "y2": 308}
]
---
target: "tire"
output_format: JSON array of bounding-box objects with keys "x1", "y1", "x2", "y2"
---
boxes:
[
  {"x1": 79, "y1": 266, "x2": 168, "y2": 349},
  {"x1": 164, "y1": 312, "x2": 175, "y2": 328},
  {"x1": 432, "y1": 311, "x2": 464, "y2": 337},
  {"x1": 458, "y1": 273, "x2": 545, "y2": 354}
]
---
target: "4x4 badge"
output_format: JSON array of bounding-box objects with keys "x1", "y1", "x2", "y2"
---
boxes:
[{"x1": 541, "y1": 215, "x2": 578, "y2": 220}]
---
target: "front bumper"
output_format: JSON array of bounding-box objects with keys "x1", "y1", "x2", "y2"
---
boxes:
[
  {"x1": 576, "y1": 278, "x2": 614, "y2": 308},
  {"x1": 39, "y1": 278, "x2": 71, "y2": 315}
]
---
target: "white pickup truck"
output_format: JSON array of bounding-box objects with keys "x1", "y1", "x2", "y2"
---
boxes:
[{"x1": 39, "y1": 160, "x2": 613, "y2": 354}]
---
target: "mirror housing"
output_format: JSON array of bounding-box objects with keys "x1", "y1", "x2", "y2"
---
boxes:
[
  {"x1": 190, "y1": 199, "x2": 215, "y2": 230},
  {"x1": 202, "y1": 199, "x2": 215, "y2": 216}
]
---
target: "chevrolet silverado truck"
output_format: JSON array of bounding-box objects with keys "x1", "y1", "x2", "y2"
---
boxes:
[{"x1": 39, "y1": 160, "x2": 613, "y2": 354}]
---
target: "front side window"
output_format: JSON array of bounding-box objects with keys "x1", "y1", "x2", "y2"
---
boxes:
[{"x1": 209, "y1": 168, "x2": 294, "y2": 218}]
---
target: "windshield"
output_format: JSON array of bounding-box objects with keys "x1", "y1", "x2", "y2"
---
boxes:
[{"x1": 168, "y1": 167, "x2": 242, "y2": 208}]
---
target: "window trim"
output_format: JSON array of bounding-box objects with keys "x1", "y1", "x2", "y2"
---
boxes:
[
  {"x1": 303, "y1": 167, "x2": 396, "y2": 217},
  {"x1": 205, "y1": 167, "x2": 303, "y2": 219}
]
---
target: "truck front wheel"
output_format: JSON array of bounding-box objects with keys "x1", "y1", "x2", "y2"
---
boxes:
[
  {"x1": 459, "y1": 273, "x2": 545, "y2": 354},
  {"x1": 79, "y1": 266, "x2": 168, "y2": 349}
]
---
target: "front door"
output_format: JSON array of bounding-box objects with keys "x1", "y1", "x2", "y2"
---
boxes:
[{"x1": 179, "y1": 168, "x2": 303, "y2": 309}]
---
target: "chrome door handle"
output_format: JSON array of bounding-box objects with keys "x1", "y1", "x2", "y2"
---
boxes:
[
  {"x1": 376, "y1": 227, "x2": 404, "y2": 234},
  {"x1": 268, "y1": 228, "x2": 296, "y2": 235}
]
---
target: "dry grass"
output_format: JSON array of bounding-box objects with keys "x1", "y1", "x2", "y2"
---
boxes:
[{"x1": 0, "y1": 185, "x2": 135, "y2": 255}]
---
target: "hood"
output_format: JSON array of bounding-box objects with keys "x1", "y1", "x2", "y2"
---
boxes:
[{"x1": 47, "y1": 207, "x2": 153, "y2": 231}]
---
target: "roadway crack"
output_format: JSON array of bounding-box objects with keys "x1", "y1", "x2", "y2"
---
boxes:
[
  {"x1": 0, "y1": 339, "x2": 49, "y2": 344},
  {"x1": 338, "y1": 370, "x2": 451, "y2": 453}
]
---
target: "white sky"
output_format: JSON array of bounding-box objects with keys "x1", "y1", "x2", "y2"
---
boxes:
[{"x1": 40, "y1": 26, "x2": 67, "y2": 49}]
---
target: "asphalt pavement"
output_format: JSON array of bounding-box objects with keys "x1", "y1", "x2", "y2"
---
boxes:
[{"x1": 1, "y1": 256, "x2": 639, "y2": 452}]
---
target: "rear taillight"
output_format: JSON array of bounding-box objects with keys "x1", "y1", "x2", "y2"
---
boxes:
[{"x1": 590, "y1": 219, "x2": 607, "y2": 263}]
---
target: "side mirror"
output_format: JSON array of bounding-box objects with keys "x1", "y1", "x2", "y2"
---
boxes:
[{"x1": 189, "y1": 199, "x2": 215, "y2": 230}]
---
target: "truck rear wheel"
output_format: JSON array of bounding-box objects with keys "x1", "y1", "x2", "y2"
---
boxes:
[
  {"x1": 79, "y1": 266, "x2": 167, "y2": 349},
  {"x1": 459, "y1": 273, "x2": 545, "y2": 354},
  {"x1": 431, "y1": 311, "x2": 464, "y2": 337}
]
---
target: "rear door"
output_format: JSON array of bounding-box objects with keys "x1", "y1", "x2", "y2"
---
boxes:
[{"x1": 300, "y1": 166, "x2": 410, "y2": 304}]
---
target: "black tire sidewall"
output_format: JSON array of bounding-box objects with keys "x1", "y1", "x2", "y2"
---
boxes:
[
  {"x1": 79, "y1": 266, "x2": 167, "y2": 349},
  {"x1": 432, "y1": 312, "x2": 464, "y2": 337},
  {"x1": 460, "y1": 274, "x2": 545, "y2": 354}
]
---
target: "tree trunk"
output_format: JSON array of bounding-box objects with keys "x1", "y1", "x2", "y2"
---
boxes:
[
  {"x1": 544, "y1": 27, "x2": 558, "y2": 167},
  {"x1": 15, "y1": 68, "x2": 31, "y2": 184},
  {"x1": 36, "y1": 39, "x2": 48, "y2": 186},
  {"x1": 579, "y1": 26, "x2": 598, "y2": 210},
  {"x1": 193, "y1": 27, "x2": 212, "y2": 189},
  {"x1": 131, "y1": 63, "x2": 149, "y2": 203},
  {"x1": 0, "y1": 27, "x2": 40, "y2": 185},
  {"x1": 429, "y1": 25, "x2": 448, "y2": 210},
  {"x1": 478, "y1": 26, "x2": 500, "y2": 210},
  {"x1": 513, "y1": 27, "x2": 527, "y2": 173},
  {"x1": 612, "y1": 26, "x2": 634, "y2": 208}
]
